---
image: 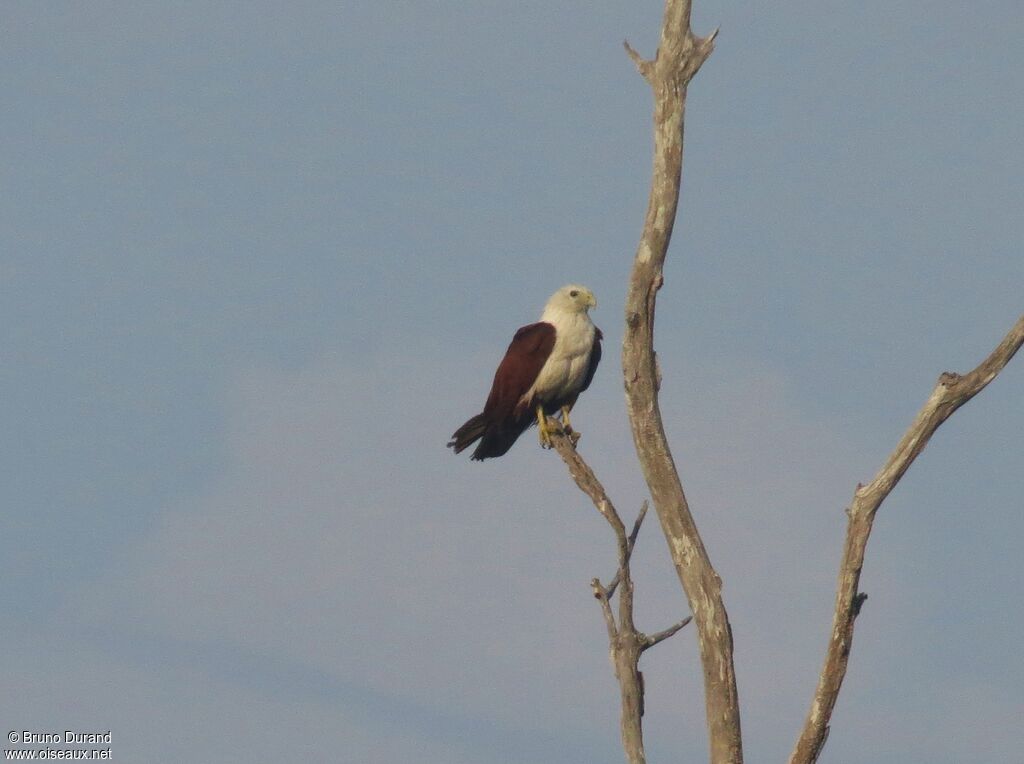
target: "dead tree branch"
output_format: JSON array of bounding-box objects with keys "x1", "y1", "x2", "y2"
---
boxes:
[
  {"x1": 643, "y1": 616, "x2": 694, "y2": 652},
  {"x1": 549, "y1": 429, "x2": 691, "y2": 764},
  {"x1": 621, "y1": 2, "x2": 741, "y2": 763},
  {"x1": 606, "y1": 501, "x2": 647, "y2": 600},
  {"x1": 789, "y1": 313, "x2": 1024, "y2": 764}
]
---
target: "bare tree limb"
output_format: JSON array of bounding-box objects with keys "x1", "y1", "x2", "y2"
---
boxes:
[
  {"x1": 621, "y1": 2, "x2": 741, "y2": 763},
  {"x1": 549, "y1": 427, "x2": 626, "y2": 538},
  {"x1": 592, "y1": 578, "x2": 619, "y2": 642},
  {"x1": 549, "y1": 428, "x2": 690, "y2": 764},
  {"x1": 548, "y1": 428, "x2": 643, "y2": 761},
  {"x1": 623, "y1": 40, "x2": 654, "y2": 82},
  {"x1": 642, "y1": 616, "x2": 694, "y2": 652},
  {"x1": 789, "y1": 313, "x2": 1024, "y2": 764},
  {"x1": 548, "y1": 429, "x2": 645, "y2": 763},
  {"x1": 606, "y1": 501, "x2": 648, "y2": 600}
]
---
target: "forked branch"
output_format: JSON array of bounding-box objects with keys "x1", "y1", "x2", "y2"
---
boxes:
[
  {"x1": 549, "y1": 429, "x2": 691, "y2": 764},
  {"x1": 789, "y1": 313, "x2": 1024, "y2": 764}
]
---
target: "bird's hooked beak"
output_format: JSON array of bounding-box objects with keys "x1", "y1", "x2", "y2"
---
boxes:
[{"x1": 586, "y1": 292, "x2": 597, "y2": 309}]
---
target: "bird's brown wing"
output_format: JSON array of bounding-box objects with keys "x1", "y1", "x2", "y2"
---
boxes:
[{"x1": 483, "y1": 322, "x2": 556, "y2": 422}]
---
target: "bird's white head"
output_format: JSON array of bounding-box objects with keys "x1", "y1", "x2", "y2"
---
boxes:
[{"x1": 543, "y1": 284, "x2": 597, "y2": 318}]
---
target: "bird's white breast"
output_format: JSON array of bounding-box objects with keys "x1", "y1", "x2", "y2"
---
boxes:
[{"x1": 524, "y1": 309, "x2": 596, "y2": 404}]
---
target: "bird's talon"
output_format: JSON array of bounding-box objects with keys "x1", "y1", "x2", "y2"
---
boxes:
[
  {"x1": 537, "y1": 407, "x2": 554, "y2": 448},
  {"x1": 545, "y1": 417, "x2": 559, "y2": 448}
]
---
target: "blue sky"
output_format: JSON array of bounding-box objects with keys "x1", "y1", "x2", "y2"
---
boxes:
[{"x1": 2, "y1": 2, "x2": 1022, "y2": 762}]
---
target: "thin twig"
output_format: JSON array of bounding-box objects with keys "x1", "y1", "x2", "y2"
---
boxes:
[
  {"x1": 623, "y1": 40, "x2": 654, "y2": 81},
  {"x1": 606, "y1": 502, "x2": 649, "y2": 600},
  {"x1": 592, "y1": 578, "x2": 618, "y2": 642},
  {"x1": 643, "y1": 616, "x2": 694, "y2": 652}
]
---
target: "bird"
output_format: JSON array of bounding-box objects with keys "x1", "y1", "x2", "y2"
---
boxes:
[{"x1": 448, "y1": 284, "x2": 602, "y2": 460}]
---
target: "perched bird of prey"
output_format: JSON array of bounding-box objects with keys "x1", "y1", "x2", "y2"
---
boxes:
[{"x1": 448, "y1": 284, "x2": 602, "y2": 460}]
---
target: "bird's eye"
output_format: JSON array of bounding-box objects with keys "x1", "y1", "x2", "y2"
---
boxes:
[{"x1": 569, "y1": 290, "x2": 579, "y2": 297}]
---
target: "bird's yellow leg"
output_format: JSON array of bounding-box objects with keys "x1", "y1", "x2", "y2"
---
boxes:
[
  {"x1": 536, "y1": 404, "x2": 552, "y2": 448},
  {"x1": 561, "y1": 405, "x2": 582, "y2": 445}
]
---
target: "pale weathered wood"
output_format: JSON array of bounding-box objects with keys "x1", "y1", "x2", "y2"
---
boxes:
[
  {"x1": 543, "y1": 2, "x2": 1021, "y2": 761},
  {"x1": 549, "y1": 430, "x2": 690, "y2": 764},
  {"x1": 789, "y1": 314, "x2": 1024, "y2": 764},
  {"x1": 620, "y1": 2, "x2": 741, "y2": 763}
]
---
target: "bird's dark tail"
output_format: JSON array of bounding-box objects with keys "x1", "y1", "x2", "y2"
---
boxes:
[
  {"x1": 448, "y1": 413, "x2": 532, "y2": 460},
  {"x1": 447, "y1": 413, "x2": 487, "y2": 455}
]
